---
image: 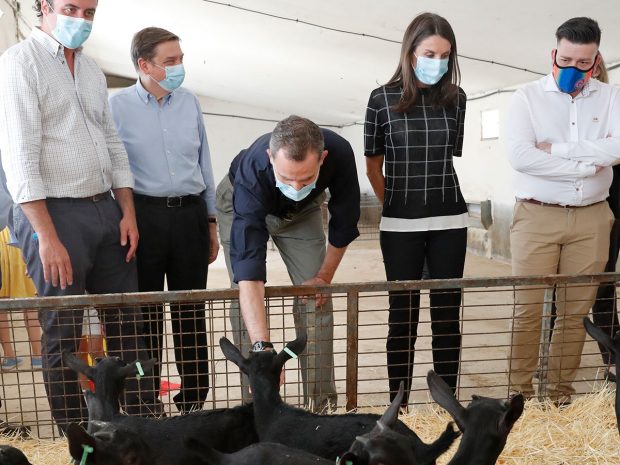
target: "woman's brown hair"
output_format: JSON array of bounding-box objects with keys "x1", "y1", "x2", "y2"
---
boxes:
[{"x1": 386, "y1": 12, "x2": 461, "y2": 112}]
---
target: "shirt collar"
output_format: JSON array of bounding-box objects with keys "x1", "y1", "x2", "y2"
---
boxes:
[
  {"x1": 543, "y1": 73, "x2": 599, "y2": 97},
  {"x1": 135, "y1": 78, "x2": 174, "y2": 105},
  {"x1": 31, "y1": 26, "x2": 80, "y2": 59}
]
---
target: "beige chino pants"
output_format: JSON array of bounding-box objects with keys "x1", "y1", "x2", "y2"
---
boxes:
[{"x1": 508, "y1": 200, "x2": 613, "y2": 398}]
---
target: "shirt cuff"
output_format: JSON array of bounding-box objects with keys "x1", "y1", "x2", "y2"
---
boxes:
[
  {"x1": 202, "y1": 191, "x2": 217, "y2": 216},
  {"x1": 232, "y1": 258, "x2": 267, "y2": 283},
  {"x1": 111, "y1": 170, "x2": 135, "y2": 190},
  {"x1": 551, "y1": 142, "x2": 570, "y2": 157},
  {"x1": 13, "y1": 180, "x2": 46, "y2": 204},
  {"x1": 579, "y1": 163, "x2": 597, "y2": 177}
]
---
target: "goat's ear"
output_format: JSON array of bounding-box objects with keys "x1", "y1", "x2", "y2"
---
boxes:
[
  {"x1": 63, "y1": 350, "x2": 95, "y2": 380},
  {"x1": 337, "y1": 452, "x2": 359, "y2": 465},
  {"x1": 274, "y1": 332, "x2": 308, "y2": 368},
  {"x1": 378, "y1": 381, "x2": 404, "y2": 428},
  {"x1": 584, "y1": 318, "x2": 617, "y2": 354},
  {"x1": 220, "y1": 337, "x2": 248, "y2": 369},
  {"x1": 66, "y1": 423, "x2": 96, "y2": 462},
  {"x1": 121, "y1": 358, "x2": 157, "y2": 378},
  {"x1": 427, "y1": 370, "x2": 467, "y2": 431},
  {"x1": 499, "y1": 394, "x2": 524, "y2": 436}
]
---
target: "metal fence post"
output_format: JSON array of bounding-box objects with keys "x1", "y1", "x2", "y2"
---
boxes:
[
  {"x1": 346, "y1": 291, "x2": 359, "y2": 411},
  {"x1": 305, "y1": 298, "x2": 317, "y2": 411},
  {"x1": 537, "y1": 287, "x2": 554, "y2": 400}
]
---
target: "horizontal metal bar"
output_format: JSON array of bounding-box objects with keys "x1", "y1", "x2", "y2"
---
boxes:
[{"x1": 0, "y1": 272, "x2": 617, "y2": 310}]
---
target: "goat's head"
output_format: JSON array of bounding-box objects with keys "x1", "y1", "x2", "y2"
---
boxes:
[
  {"x1": 0, "y1": 445, "x2": 33, "y2": 465},
  {"x1": 341, "y1": 382, "x2": 459, "y2": 465},
  {"x1": 584, "y1": 317, "x2": 620, "y2": 358},
  {"x1": 67, "y1": 421, "x2": 152, "y2": 465},
  {"x1": 584, "y1": 317, "x2": 620, "y2": 434},
  {"x1": 427, "y1": 371, "x2": 523, "y2": 463},
  {"x1": 219, "y1": 333, "x2": 307, "y2": 390},
  {"x1": 63, "y1": 351, "x2": 156, "y2": 401}
]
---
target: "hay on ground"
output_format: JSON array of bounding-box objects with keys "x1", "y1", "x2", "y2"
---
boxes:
[{"x1": 1, "y1": 387, "x2": 618, "y2": 464}]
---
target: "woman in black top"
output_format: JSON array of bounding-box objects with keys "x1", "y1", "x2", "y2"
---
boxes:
[{"x1": 365, "y1": 12, "x2": 467, "y2": 406}]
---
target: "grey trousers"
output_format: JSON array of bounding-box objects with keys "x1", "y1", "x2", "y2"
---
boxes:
[
  {"x1": 13, "y1": 194, "x2": 159, "y2": 433},
  {"x1": 216, "y1": 176, "x2": 337, "y2": 410}
]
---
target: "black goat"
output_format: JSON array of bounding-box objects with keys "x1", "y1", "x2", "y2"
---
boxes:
[
  {"x1": 67, "y1": 421, "x2": 154, "y2": 465},
  {"x1": 427, "y1": 371, "x2": 524, "y2": 465},
  {"x1": 220, "y1": 333, "x2": 446, "y2": 463},
  {"x1": 583, "y1": 317, "x2": 620, "y2": 433},
  {"x1": 0, "y1": 445, "x2": 33, "y2": 465},
  {"x1": 62, "y1": 351, "x2": 258, "y2": 462},
  {"x1": 183, "y1": 437, "x2": 337, "y2": 465},
  {"x1": 340, "y1": 382, "x2": 459, "y2": 465}
]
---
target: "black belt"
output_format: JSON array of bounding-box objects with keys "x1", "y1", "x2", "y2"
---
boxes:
[
  {"x1": 516, "y1": 198, "x2": 603, "y2": 209},
  {"x1": 47, "y1": 191, "x2": 111, "y2": 203},
  {"x1": 134, "y1": 193, "x2": 201, "y2": 208}
]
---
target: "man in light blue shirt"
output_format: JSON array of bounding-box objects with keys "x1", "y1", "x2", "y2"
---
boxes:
[{"x1": 109, "y1": 27, "x2": 217, "y2": 413}]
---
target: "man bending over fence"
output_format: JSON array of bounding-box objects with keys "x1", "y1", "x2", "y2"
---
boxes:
[{"x1": 217, "y1": 116, "x2": 360, "y2": 412}]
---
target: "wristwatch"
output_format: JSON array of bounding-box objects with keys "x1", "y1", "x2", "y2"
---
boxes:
[{"x1": 251, "y1": 341, "x2": 275, "y2": 352}]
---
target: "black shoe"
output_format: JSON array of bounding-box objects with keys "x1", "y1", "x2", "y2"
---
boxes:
[
  {"x1": 605, "y1": 368, "x2": 617, "y2": 383},
  {"x1": 0, "y1": 421, "x2": 30, "y2": 439}
]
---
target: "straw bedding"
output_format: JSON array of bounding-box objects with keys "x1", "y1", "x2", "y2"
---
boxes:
[{"x1": 1, "y1": 387, "x2": 618, "y2": 464}]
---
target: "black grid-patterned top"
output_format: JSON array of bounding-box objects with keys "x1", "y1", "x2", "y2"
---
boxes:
[{"x1": 365, "y1": 84, "x2": 468, "y2": 230}]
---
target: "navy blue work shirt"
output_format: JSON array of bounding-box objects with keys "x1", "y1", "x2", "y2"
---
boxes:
[{"x1": 229, "y1": 128, "x2": 360, "y2": 283}]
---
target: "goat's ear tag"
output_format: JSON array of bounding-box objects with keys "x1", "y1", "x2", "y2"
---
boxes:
[
  {"x1": 80, "y1": 444, "x2": 94, "y2": 465},
  {"x1": 283, "y1": 347, "x2": 298, "y2": 359},
  {"x1": 135, "y1": 361, "x2": 144, "y2": 379}
]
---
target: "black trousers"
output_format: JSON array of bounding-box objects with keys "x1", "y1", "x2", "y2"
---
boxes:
[
  {"x1": 380, "y1": 228, "x2": 467, "y2": 404},
  {"x1": 14, "y1": 196, "x2": 159, "y2": 433},
  {"x1": 135, "y1": 196, "x2": 210, "y2": 413}
]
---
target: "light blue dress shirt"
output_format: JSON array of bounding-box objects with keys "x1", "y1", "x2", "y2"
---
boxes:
[{"x1": 109, "y1": 80, "x2": 216, "y2": 214}]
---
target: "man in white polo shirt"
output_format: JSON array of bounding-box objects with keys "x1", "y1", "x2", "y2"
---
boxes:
[{"x1": 505, "y1": 17, "x2": 620, "y2": 404}]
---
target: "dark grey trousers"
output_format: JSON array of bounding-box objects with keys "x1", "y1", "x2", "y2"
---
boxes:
[{"x1": 14, "y1": 194, "x2": 158, "y2": 433}]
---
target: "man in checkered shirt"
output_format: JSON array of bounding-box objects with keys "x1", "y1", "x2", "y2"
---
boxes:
[{"x1": 0, "y1": 0, "x2": 160, "y2": 433}]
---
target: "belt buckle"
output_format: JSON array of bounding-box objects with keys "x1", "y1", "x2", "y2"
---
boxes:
[
  {"x1": 92, "y1": 193, "x2": 104, "y2": 203},
  {"x1": 166, "y1": 196, "x2": 182, "y2": 208}
]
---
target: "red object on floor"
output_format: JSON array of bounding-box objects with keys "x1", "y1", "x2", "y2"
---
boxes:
[{"x1": 159, "y1": 380, "x2": 181, "y2": 397}]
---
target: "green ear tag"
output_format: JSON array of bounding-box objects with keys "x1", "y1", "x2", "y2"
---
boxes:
[
  {"x1": 135, "y1": 361, "x2": 144, "y2": 379},
  {"x1": 283, "y1": 347, "x2": 298, "y2": 359},
  {"x1": 80, "y1": 444, "x2": 94, "y2": 465}
]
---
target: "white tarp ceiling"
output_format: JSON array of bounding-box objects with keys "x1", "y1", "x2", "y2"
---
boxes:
[{"x1": 9, "y1": 0, "x2": 620, "y2": 125}]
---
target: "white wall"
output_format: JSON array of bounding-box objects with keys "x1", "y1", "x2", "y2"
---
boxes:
[{"x1": 0, "y1": 0, "x2": 18, "y2": 52}]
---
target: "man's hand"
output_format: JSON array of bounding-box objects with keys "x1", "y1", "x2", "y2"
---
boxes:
[
  {"x1": 301, "y1": 276, "x2": 330, "y2": 306},
  {"x1": 119, "y1": 214, "x2": 139, "y2": 262},
  {"x1": 38, "y1": 235, "x2": 73, "y2": 289},
  {"x1": 536, "y1": 142, "x2": 552, "y2": 154},
  {"x1": 208, "y1": 222, "x2": 219, "y2": 264}
]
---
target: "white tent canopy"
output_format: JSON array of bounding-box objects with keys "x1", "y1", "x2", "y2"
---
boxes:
[{"x1": 5, "y1": 0, "x2": 619, "y2": 125}]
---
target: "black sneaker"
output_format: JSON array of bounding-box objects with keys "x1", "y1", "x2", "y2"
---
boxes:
[
  {"x1": 0, "y1": 421, "x2": 31, "y2": 439},
  {"x1": 605, "y1": 368, "x2": 617, "y2": 383}
]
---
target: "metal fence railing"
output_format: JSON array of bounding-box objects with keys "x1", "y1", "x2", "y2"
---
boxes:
[{"x1": 0, "y1": 273, "x2": 617, "y2": 439}]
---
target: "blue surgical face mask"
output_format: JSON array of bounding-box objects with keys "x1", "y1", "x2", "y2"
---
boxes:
[
  {"x1": 413, "y1": 54, "x2": 449, "y2": 86},
  {"x1": 274, "y1": 173, "x2": 318, "y2": 202},
  {"x1": 48, "y1": 7, "x2": 93, "y2": 49},
  {"x1": 152, "y1": 63, "x2": 185, "y2": 92}
]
